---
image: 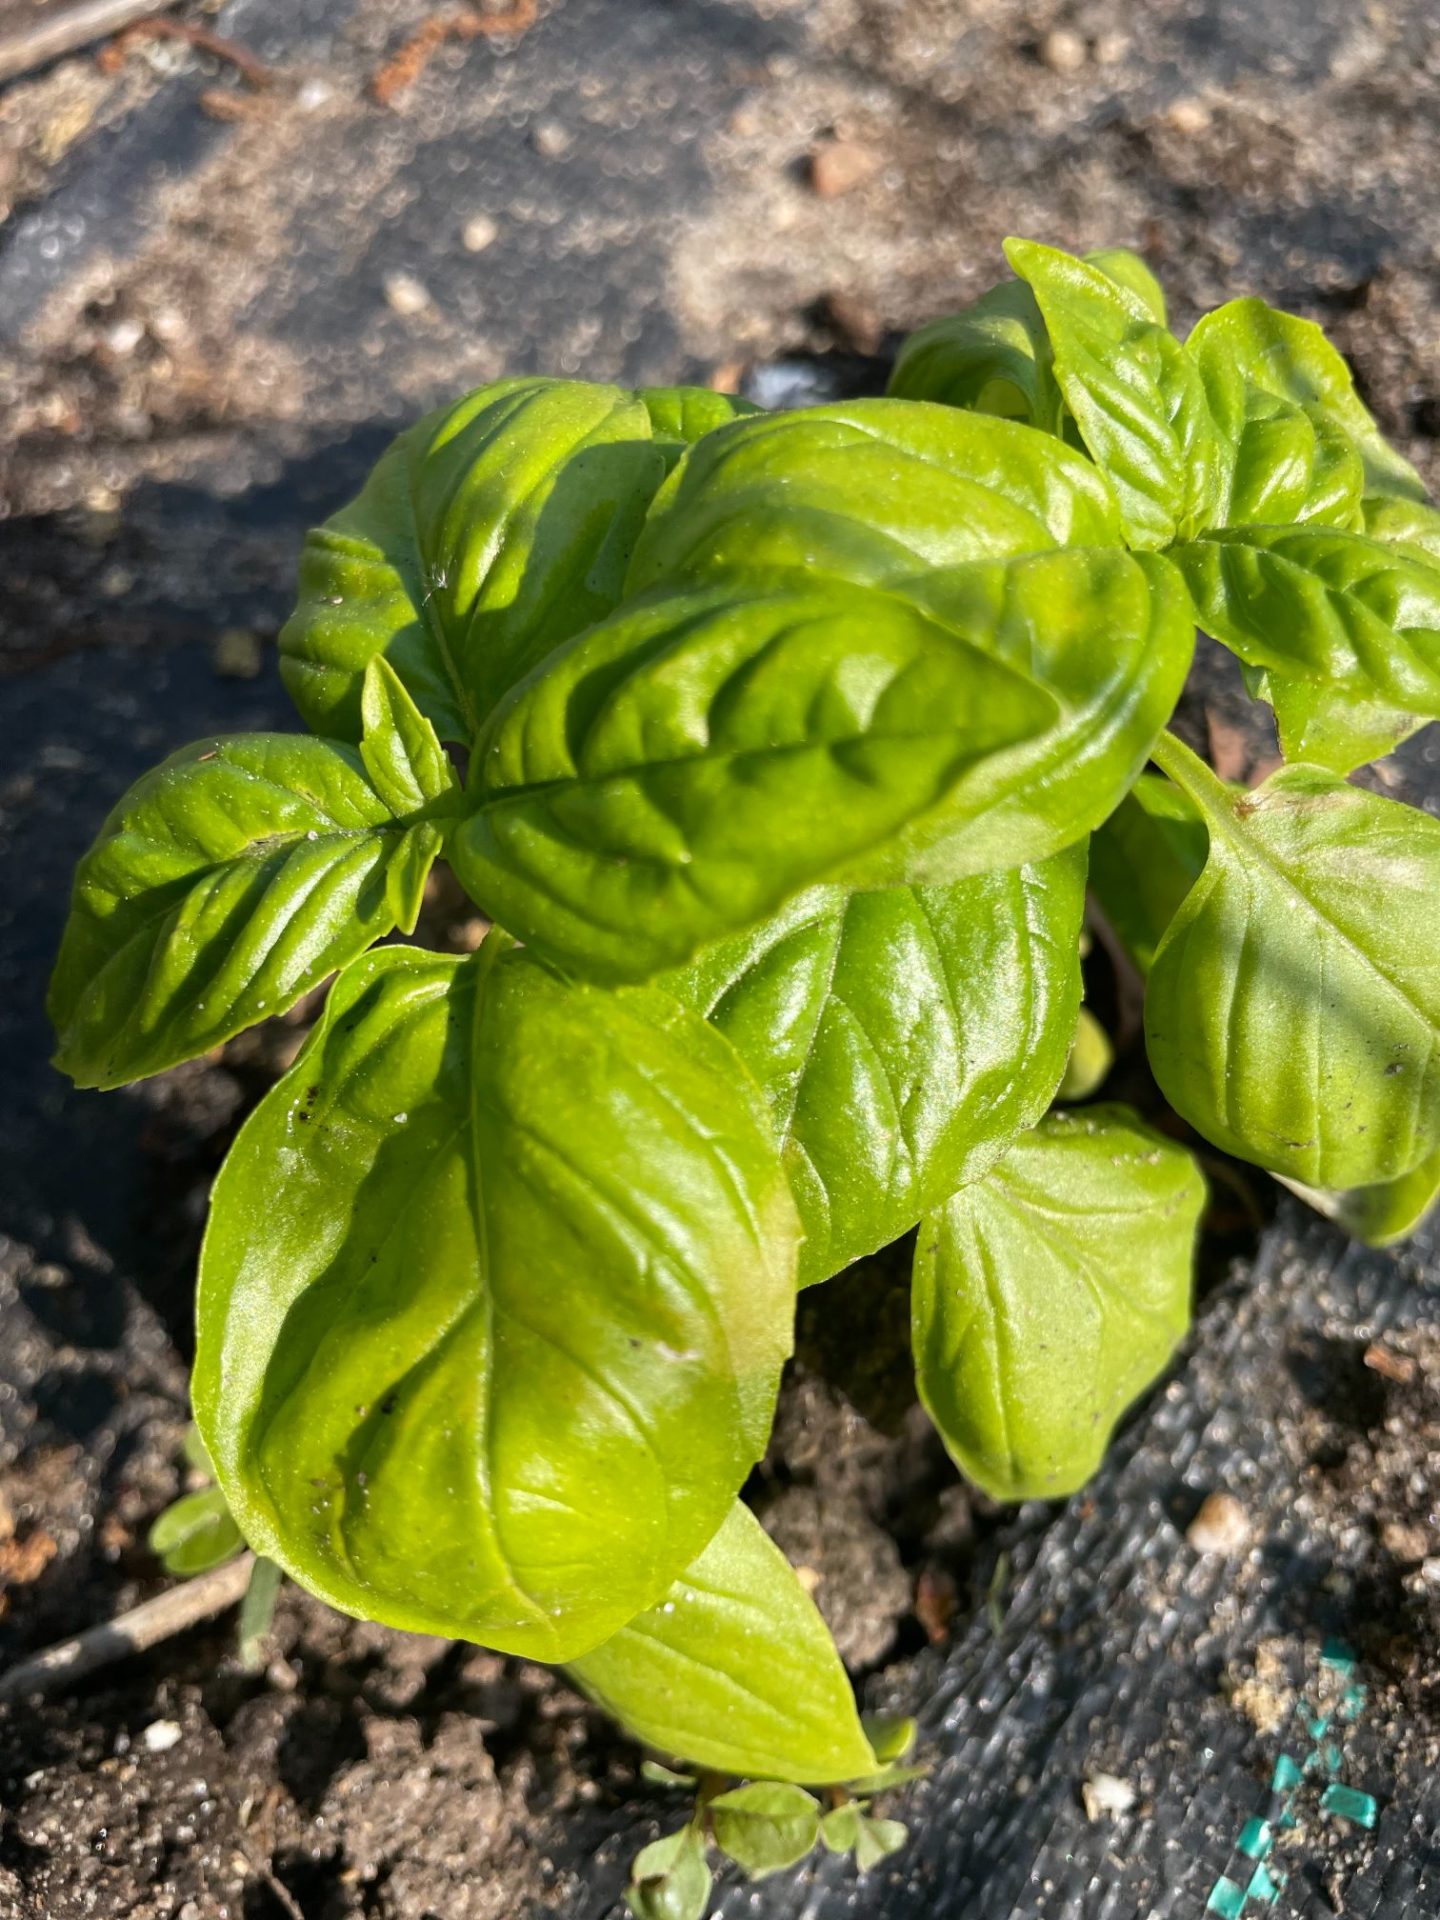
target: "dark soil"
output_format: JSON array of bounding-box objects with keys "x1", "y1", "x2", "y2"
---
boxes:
[{"x1": 0, "y1": 3, "x2": 1437, "y2": 1917}]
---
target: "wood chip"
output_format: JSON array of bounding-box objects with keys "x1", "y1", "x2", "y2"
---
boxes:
[
  {"x1": 809, "y1": 137, "x2": 879, "y2": 199},
  {"x1": 1364, "y1": 1341, "x2": 1417, "y2": 1384}
]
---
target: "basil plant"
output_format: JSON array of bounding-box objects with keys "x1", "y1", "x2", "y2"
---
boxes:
[{"x1": 49, "y1": 241, "x2": 1440, "y2": 1908}]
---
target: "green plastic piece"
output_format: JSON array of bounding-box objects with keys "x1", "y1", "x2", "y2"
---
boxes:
[
  {"x1": 1246, "y1": 1862, "x2": 1284, "y2": 1903},
  {"x1": 1320, "y1": 1784, "x2": 1378, "y2": 1828},
  {"x1": 1238, "y1": 1818, "x2": 1272, "y2": 1861},
  {"x1": 1271, "y1": 1754, "x2": 1303, "y2": 1794},
  {"x1": 1206, "y1": 1874, "x2": 1246, "y2": 1918}
]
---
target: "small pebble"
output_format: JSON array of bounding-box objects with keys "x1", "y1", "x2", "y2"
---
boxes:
[
  {"x1": 141, "y1": 1719, "x2": 182, "y2": 1754},
  {"x1": 1363, "y1": 1341, "x2": 1416, "y2": 1384},
  {"x1": 1165, "y1": 97, "x2": 1213, "y2": 135},
  {"x1": 1419, "y1": 1557, "x2": 1440, "y2": 1588},
  {"x1": 1094, "y1": 31, "x2": 1130, "y2": 64},
  {"x1": 384, "y1": 272, "x2": 431, "y2": 317},
  {"x1": 531, "y1": 119, "x2": 571, "y2": 158},
  {"x1": 104, "y1": 316, "x2": 145, "y2": 356},
  {"x1": 1082, "y1": 1771, "x2": 1137, "y2": 1820},
  {"x1": 1040, "y1": 28, "x2": 1087, "y2": 74},
  {"x1": 809, "y1": 137, "x2": 879, "y2": 199},
  {"x1": 1186, "y1": 1491, "x2": 1252, "y2": 1555},
  {"x1": 296, "y1": 77, "x2": 334, "y2": 112},
  {"x1": 462, "y1": 214, "x2": 499, "y2": 253},
  {"x1": 1381, "y1": 1521, "x2": 1429, "y2": 1564}
]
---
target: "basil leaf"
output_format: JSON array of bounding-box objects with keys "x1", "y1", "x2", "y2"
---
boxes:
[
  {"x1": 820, "y1": 1805, "x2": 862, "y2": 1855},
  {"x1": 710, "y1": 1783, "x2": 820, "y2": 1878},
  {"x1": 664, "y1": 847, "x2": 1086, "y2": 1287},
  {"x1": 148, "y1": 1485, "x2": 244, "y2": 1576},
  {"x1": 913, "y1": 1106, "x2": 1203, "y2": 1500},
  {"x1": 1363, "y1": 492, "x2": 1440, "y2": 566},
  {"x1": 1004, "y1": 238, "x2": 1225, "y2": 548},
  {"x1": 568, "y1": 1502, "x2": 877, "y2": 1784},
  {"x1": 1169, "y1": 527, "x2": 1440, "y2": 771},
  {"x1": 853, "y1": 1815, "x2": 909, "y2": 1873},
  {"x1": 359, "y1": 655, "x2": 457, "y2": 816},
  {"x1": 626, "y1": 398, "x2": 1123, "y2": 595},
  {"x1": 1246, "y1": 669, "x2": 1429, "y2": 775},
  {"x1": 280, "y1": 379, "x2": 755, "y2": 745},
  {"x1": 48, "y1": 729, "x2": 448, "y2": 1090},
  {"x1": 1089, "y1": 772, "x2": 1208, "y2": 973},
  {"x1": 195, "y1": 942, "x2": 799, "y2": 1661},
  {"x1": 1185, "y1": 297, "x2": 1427, "y2": 505},
  {"x1": 456, "y1": 550, "x2": 1192, "y2": 982},
  {"x1": 1145, "y1": 736, "x2": 1440, "y2": 1188},
  {"x1": 1283, "y1": 1140, "x2": 1440, "y2": 1250},
  {"x1": 628, "y1": 1827, "x2": 711, "y2": 1920},
  {"x1": 886, "y1": 249, "x2": 1164, "y2": 429},
  {"x1": 640, "y1": 384, "x2": 762, "y2": 445}
]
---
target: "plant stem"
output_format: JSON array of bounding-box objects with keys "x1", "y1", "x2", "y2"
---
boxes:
[
  {"x1": 1148, "y1": 728, "x2": 1236, "y2": 824},
  {"x1": 0, "y1": 1554, "x2": 254, "y2": 1703}
]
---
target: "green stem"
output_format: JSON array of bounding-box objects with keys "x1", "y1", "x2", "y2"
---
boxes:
[{"x1": 1148, "y1": 729, "x2": 1236, "y2": 828}]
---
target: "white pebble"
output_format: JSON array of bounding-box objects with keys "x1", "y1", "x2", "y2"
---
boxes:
[{"x1": 142, "y1": 1719, "x2": 183, "y2": 1754}]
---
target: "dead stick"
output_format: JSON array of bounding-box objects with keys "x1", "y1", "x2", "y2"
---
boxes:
[
  {"x1": 0, "y1": 0, "x2": 176, "y2": 85},
  {"x1": 0, "y1": 1552, "x2": 254, "y2": 1703}
]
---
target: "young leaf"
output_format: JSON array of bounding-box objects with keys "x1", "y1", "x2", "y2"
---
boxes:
[
  {"x1": 1184, "y1": 297, "x2": 1427, "y2": 505},
  {"x1": 148, "y1": 1485, "x2": 244, "y2": 1577},
  {"x1": 1088, "y1": 772, "x2": 1208, "y2": 974},
  {"x1": 626, "y1": 398, "x2": 1123, "y2": 596},
  {"x1": 887, "y1": 250, "x2": 1163, "y2": 428},
  {"x1": 568, "y1": 1502, "x2": 877, "y2": 1785},
  {"x1": 1283, "y1": 1139, "x2": 1440, "y2": 1250},
  {"x1": 1168, "y1": 526, "x2": 1440, "y2": 772},
  {"x1": 1056, "y1": 1006, "x2": 1113, "y2": 1102},
  {"x1": 1363, "y1": 492, "x2": 1440, "y2": 566},
  {"x1": 640, "y1": 385, "x2": 762, "y2": 446},
  {"x1": 280, "y1": 379, "x2": 756, "y2": 745},
  {"x1": 48, "y1": 733, "x2": 449, "y2": 1089},
  {"x1": 1004, "y1": 238, "x2": 1225, "y2": 548},
  {"x1": 913, "y1": 1106, "x2": 1203, "y2": 1500},
  {"x1": 860, "y1": 1713, "x2": 917, "y2": 1767},
  {"x1": 664, "y1": 847, "x2": 1086, "y2": 1287},
  {"x1": 455, "y1": 550, "x2": 1192, "y2": 982},
  {"x1": 1146, "y1": 734, "x2": 1440, "y2": 1188},
  {"x1": 237, "y1": 1555, "x2": 284, "y2": 1673},
  {"x1": 628, "y1": 1827, "x2": 711, "y2": 1920},
  {"x1": 359, "y1": 655, "x2": 458, "y2": 817},
  {"x1": 853, "y1": 1814, "x2": 909, "y2": 1872},
  {"x1": 820, "y1": 1805, "x2": 862, "y2": 1855},
  {"x1": 709, "y1": 1782, "x2": 820, "y2": 1878},
  {"x1": 194, "y1": 942, "x2": 800, "y2": 1662}
]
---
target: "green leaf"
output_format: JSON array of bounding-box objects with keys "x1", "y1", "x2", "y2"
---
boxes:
[
  {"x1": 568, "y1": 1502, "x2": 877, "y2": 1784},
  {"x1": 820, "y1": 1805, "x2": 862, "y2": 1855},
  {"x1": 1089, "y1": 772, "x2": 1208, "y2": 973},
  {"x1": 628, "y1": 1827, "x2": 712, "y2": 1920},
  {"x1": 1169, "y1": 526, "x2": 1440, "y2": 772},
  {"x1": 1184, "y1": 297, "x2": 1427, "y2": 505},
  {"x1": 844, "y1": 1763, "x2": 929, "y2": 1796},
  {"x1": 148, "y1": 1485, "x2": 244, "y2": 1576},
  {"x1": 1004, "y1": 238, "x2": 1225, "y2": 548},
  {"x1": 913, "y1": 1105, "x2": 1203, "y2": 1500},
  {"x1": 640, "y1": 385, "x2": 762, "y2": 446},
  {"x1": 48, "y1": 731, "x2": 447, "y2": 1089},
  {"x1": 710, "y1": 1783, "x2": 820, "y2": 1878},
  {"x1": 886, "y1": 250, "x2": 1164, "y2": 429},
  {"x1": 280, "y1": 379, "x2": 753, "y2": 745},
  {"x1": 1056, "y1": 1006, "x2": 1113, "y2": 1102},
  {"x1": 237, "y1": 1555, "x2": 284, "y2": 1673},
  {"x1": 626, "y1": 397, "x2": 1123, "y2": 595},
  {"x1": 1363, "y1": 492, "x2": 1440, "y2": 566},
  {"x1": 455, "y1": 549, "x2": 1192, "y2": 982},
  {"x1": 359, "y1": 656, "x2": 458, "y2": 817},
  {"x1": 664, "y1": 847, "x2": 1086, "y2": 1286},
  {"x1": 859, "y1": 1713, "x2": 917, "y2": 1767},
  {"x1": 1283, "y1": 1139, "x2": 1440, "y2": 1249},
  {"x1": 853, "y1": 1814, "x2": 909, "y2": 1872},
  {"x1": 1145, "y1": 734, "x2": 1440, "y2": 1188},
  {"x1": 194, "y1": 941, "x2": 799, "y2": 1661}
]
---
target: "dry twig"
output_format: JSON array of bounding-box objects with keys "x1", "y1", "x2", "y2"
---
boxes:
[
  {"x1": 97, "y1": 15, "x2": 273, "y2": 89},
  {"x1": 370, "y1": 0, "x2": 537, "y2": 108}
]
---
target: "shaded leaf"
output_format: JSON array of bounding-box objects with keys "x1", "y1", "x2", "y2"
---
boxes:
[
  {"x1": 568, "y1": 1502, "x2": 876, "y2": 1785},
  {"x1": 49, "y1": 731, "x2": 448, "y2": 1089},
  {"x1": 456, "y1": 550, "x2": 1192, "y2": 982},
  {"x1": 710, "y1": 1783, "x2": 820, "y2": 1878},
  {"x1": 1145, "y1": 735, "x2": 1440, "y2": 1187},
  {"x1": 148, "y1": 1486, "x2": 244, "y2": 1577},
  {"x1": 195, "y1": 942, "x2": 799, "y2": 1661},
  {"x1": 1056, "y1": 1006, "x2": 1113, "y2": 1102},
  {"x1": 853, "y1": 1814, "x2": 909, "y2": 1873},
  {"x1": 1088, "y1": 772, "x2": 1208, "y2": 973},
  {"x1": 913, "y1": 1106, "x2": 1203, "y2": 1500},
  {"x1": 280, "y1": 379, "x2": 755, "y2": 744},
  {"x1": 1004, "y1": 238, "x2": 1224, "y2": 547},
  {"x1": 820, "y1": 1805, "x2": 862, "y2": 1855},
  {"x1": 1283, "y1": 1140, "x2": 1440, "y2": 1250},
  {"x1": 860, "y1": 1714, "x2": 917, "y2": 1767},
  {"x1": 665, "y1": 848, "x2": 1086, "y2": 1286},
  {"x1": 359, "y1": 656, "x2": 457, "y2": 817},
  {"x1": 628, "y1": 1826, "x2": 711, "y2": 1920}
]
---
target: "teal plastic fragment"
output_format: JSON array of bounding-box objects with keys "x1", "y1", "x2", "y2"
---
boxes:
[
  {"x1": 1306, "y1": 1714, "x2": 1330, "y2": 1741},
  {"x1": 1271, "y1": 1754, "x2": 1303, "y2": 1793},
  {"x1": 1320, "y1": 1784, "x2": 1378, "y2": 1829},
  {"x1": 1320, "y1": 1638, "x2": 1357, "y2": 1675},
  {"x1": 1238, "y1": 1818, "x2": 1273, "y2": 1861},
  {"x1": 1318, "y1": 1740, "x2": 1344, "y2": 1777},
  {"x1": 1246, "y1": 1862, "x2": 1285, "y2": 1904},
  {"x1": 1338, "y1": 1683, "x2": 1367, "y2": 1723},
  {"x1": 1206, "y1": 1875, "x2": 1246, "y2": 1918}
]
